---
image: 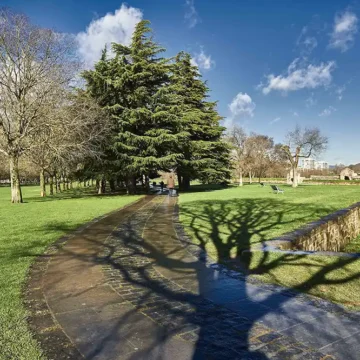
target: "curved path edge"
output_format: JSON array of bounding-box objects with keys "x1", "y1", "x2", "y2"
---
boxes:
[
  {"x1": 23, "y1": 195, "x2": 152, "y2": 360},
  {"x1": 23, "y1": 195, "x2": 360, "y2": 360},
  {"x1": 173, "y1": 203, "x2": 360, "y2": 318}
]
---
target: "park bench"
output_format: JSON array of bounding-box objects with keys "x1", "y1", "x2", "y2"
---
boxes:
[{"x1": 271, "y1": 185, "x2": 284, "y2": 194}]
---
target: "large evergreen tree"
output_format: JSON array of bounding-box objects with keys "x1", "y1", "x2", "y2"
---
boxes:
[
  {"x1": 83, "y1": 22, "x2": 229, "y2": 193},
  {"x1": 84, "y1": 20, "x2": 186, "y2": 193},
  {"x1": 170, "y1": 52, "x2": 230, "y2": 189}
]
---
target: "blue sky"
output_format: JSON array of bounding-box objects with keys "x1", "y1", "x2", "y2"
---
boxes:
[{"x1": 4, "y1": 0, "x2": 360, "y2": 164}]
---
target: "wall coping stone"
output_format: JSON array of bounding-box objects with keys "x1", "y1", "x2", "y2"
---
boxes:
[{"x1": 245, "y1": 201, "x2": 360, "y2": 257}]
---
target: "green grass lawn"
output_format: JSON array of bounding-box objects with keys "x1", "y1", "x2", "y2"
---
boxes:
[
  {"x1": 179, "y1": 184, "x2": 360, "y2": 309},
  {"x1": 0, "y1": 186, "x2": 142, "y2": 360}
]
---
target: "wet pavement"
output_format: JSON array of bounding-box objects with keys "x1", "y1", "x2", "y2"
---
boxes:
[{"x1": 35, "y1": 195, "x2": 360, "y2": 359}]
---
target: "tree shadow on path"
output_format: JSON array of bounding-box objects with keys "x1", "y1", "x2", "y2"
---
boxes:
[{"x1": 36, "y1": 196, "x2": 360, "y2": 360}]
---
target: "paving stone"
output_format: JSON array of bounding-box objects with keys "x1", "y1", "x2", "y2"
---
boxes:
[
  {"x1": 257, "y1": 332, "x2": 283, "y2": 344},
  {"x1": 319, "y1": 330, "x2": 360, "y2": 360},
  {"x1": 30, "y1": 195, "x2": 360, "y2": 360},
  {"x1": 258, "y1": 309, "x2": 309, "y2": 331},
  {"x1": 281, "y1": 312, "x2": 360, "y2": 349},
  {"x1": 272, "y1": 346, "x2": 305, "y2": 359}
]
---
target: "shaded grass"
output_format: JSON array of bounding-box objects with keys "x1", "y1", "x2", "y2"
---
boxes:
[
  {"x1": 0, "y1": 186, "x2": 142, "y2": 360},
  {"x1": 344, "y1": 234, "x2": 360, "y2": 253},
  {"x1": 179, "y1": 184, "x2": 360, "y2": 309}
]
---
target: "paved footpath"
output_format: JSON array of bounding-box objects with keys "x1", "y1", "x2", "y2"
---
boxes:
[{"x1": 28, "y1": 195, "x2": 360, "y2": 360}]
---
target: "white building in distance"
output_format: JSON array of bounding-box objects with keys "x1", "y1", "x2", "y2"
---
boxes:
[
  {"x1": 300, "y1": 158, "x2": 329, "y2": 170},
  {"x1": 314, "y1": 161, "x2": 329, "y2": 170}
]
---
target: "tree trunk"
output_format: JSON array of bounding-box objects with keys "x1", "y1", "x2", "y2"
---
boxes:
[
  {"x1": 91, "y1": 179, "x2": 94, "y2": 187},
  {"x1": 9, "y1": 155, "x2": 23, "y2": 203},
  {"x1": 109, "y1": 179, "x2": 116, "y2": 192},
  {"x1": 249, "y1": 171, "x2": 252, "y2": 184},
  {"x1": 144, "y1": 175, "x2": 150, "y2": 193},
  {"x1": 141, "y1": 175, "x2": 144, "y2": 188},
  {"x1": 132, "y1": 176, "x2": 137, "y2": 194},
  {"x1": 69, "y1": 181, "x2": 73, "y2": 189},
  {"x1": 95, "y1": 179, "x2": 100, "y2": 192},
  {"x1": 55, "y1": 175, "x2": 61, "y2": 193},
  {"x1": 98, "y1": 178, "x2": 106, "y2": 194},
  {"x1": 62, "y1": 177, "x2": 66, "y2": 191},
  {"x1": 49, "y1": 176, "x2": 54, "y2": 195},
  {"x1": 177, "y1": 173, "x2": 183, "y2": 190},
  {"x1": 40, "y1": 169, "x2": 46, "y2": 197},
  {"x1": 66, "y1": 179, "x2": 70, "y2": 190},
  {"x1": 182, "y1": 175, "x2": 190, "y2": 190},
  {"x1": 292, "y1": 166, "x2": 298, "y2": 188},
  {"x1": 239, "y1": 170, "x2": 243, "y2": 186}
]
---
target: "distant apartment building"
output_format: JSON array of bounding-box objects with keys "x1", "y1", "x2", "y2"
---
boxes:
[
  {"x1": 299, "y1": 158, "x2": 329, "y2": 170},
  {"x1": 314, "y1": 161, "x2": 329, "y2": 170},
  {"x1": 301, "y1": 158, "x2": 315, "y2": 170}
]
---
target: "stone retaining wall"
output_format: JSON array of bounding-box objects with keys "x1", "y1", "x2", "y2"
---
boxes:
[
  {"x1": 269, "y1": 202, "x2": 360, "y2": 252},
  {"x1": 304, "y1": 181, "x2": 360, "y2": 186},
  {"x1": 309, "y1": 175, "x2": 339, "y2": 181}
]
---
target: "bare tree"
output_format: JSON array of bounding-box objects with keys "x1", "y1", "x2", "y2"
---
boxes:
[
  {"x1": 226, "y1": 125, "x2": 247, "y2": 186},
  {"x1": 0, "y1": 9, "x2": 78, "y2": 202},
  {"x1": 27, "y1": 91, "x2": 110, "y2": 197},
  {"x1": 0, "y1": 152, "x2": 8, "y2": 181},
  {"x1": 267, "y1": 143, "x2": 288, "y2": 178},
  {"x1": 282, "y1": 126, "x2": 328, "y2": 187},
  {"x1": 246, "y1": 133, "x2": 274, "y2": 183},
  {"x1": 332, "y1": 163, "x2": 346, "y2": 175}
]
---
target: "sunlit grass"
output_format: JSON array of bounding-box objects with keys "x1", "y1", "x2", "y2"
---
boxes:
[
  {"x1": 0, "y1": 185, "x2": 142, "y2": 360},
  {"x1": 179, "y1": 184, "x2": 360, "y2": 309}
]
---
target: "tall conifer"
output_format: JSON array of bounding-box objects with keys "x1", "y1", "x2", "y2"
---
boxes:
[{"x1": 170, "y1": 52, "x2": 230, "y2": 189}]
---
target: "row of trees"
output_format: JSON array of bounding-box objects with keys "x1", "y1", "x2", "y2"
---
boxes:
[
  {"x1": 0, "y1": 10, "x2": 110, "y2": 202},
  {"x1": 0, "y1": 13, "x2": 230, "y2": 202},
  {"x1": 0, "y1": 10, "x2": 329, "y2": 201},
  {"x1": 226, "y1": 126, "x2": 287, "y2": 184},
  {"x1": 227, "y1": 125, "x2": 328, "y2": 187}
]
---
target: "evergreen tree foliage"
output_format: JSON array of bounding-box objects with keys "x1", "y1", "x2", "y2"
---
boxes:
[
  {"x1": 82, "y1": 21, "x2": 230, "y2": 192},
  {"x1": 111, "y1": 21, "x2": 186, "y2": 180},
  {"x1": 169, "y1": 52, "x2": 230, "y2": 189}
]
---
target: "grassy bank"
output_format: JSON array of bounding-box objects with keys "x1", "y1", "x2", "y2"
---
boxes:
[
  {"x1": 179, "y1": 184, "x2": 360, "y2": 309},
  {"x1": 0, "y1": 185, "x2": 142, "y2": 360}
]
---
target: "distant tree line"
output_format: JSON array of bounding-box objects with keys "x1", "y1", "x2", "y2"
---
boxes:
[
  {"x1": 0, "y1": 13, "x2": 230, "y2": 201},
  {"x1": 0, "y1": 10, "x2": 331, "y2": 201},
  {"x1": 225, "y1": 125, "x2": 288, "y2": 184},
  {"x1": 0, "y1": 9, "x2": 109, "y2": 202},
  {"x1": 226, "y1": 124, "x2": 328, "y2": 187}
]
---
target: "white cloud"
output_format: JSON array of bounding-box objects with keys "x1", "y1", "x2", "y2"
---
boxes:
[
  {"x1": 305, "y1": 93, "x2": 317, "y2": 107},
  {"x1": 303, "y1": 37, "x2": 318, "y2": 52},
  {"x1": 269, "y1": 117, "x2": 281, "y2": 125},
  {"x1": 76, "y1": 4, "x2": 143, "y2": 68},
  {"x1": 229, "y1": 93, "x2": 256, "y2": 118},
  {"x1": 329, "y1": 10, "x2": 358, "y2": 52},
  {"x1": 185, "y1": 0, "x2": 200, "y2": 28},
  {"x1": 292, "y1": 111, "x2": 299, "y2": 117},
  {"x1": 319, "y1": 106, "x2": 336, "y2": 117},
  {"x1": 297, "y1": 26, "x2": 318, "y2": 55},
  {"x1": 336, "y1": 85, "x2": 346, "y2": 100},
  {"x1": 191, "y1": 49, "x2": 215, "y2": 70},
  {"x1": 261, "y1": 59, "x2": 336, "y2": 94}
]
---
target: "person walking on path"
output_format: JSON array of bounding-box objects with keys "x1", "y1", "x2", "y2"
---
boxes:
[
  {"x1": 160, "y1": 181, "x2": 164, "y2": 193},
  {"x1": 167, "y1": 174, "x2": 175, "y2": 196}
]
